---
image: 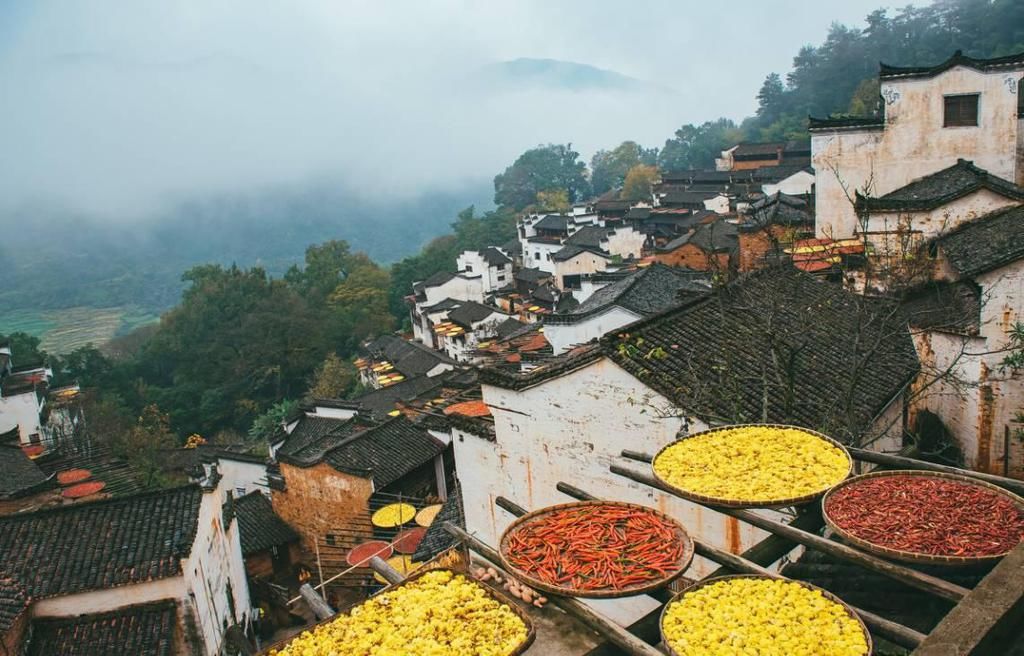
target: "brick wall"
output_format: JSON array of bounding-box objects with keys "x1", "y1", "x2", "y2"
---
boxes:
[{"x1": 270, "y1": 463, "x2": 373, "y2": 554}]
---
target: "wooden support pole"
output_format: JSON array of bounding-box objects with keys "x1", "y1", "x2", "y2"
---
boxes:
[
  {"x1": 368, "y1": 556, "x2": 405, "y2": 586},
  {"x1": 562, "y1": 481, "x2": 925, "y2": 652},
  {"x1": 495, "y1": 495, "x2": 528, "y2": 517},
  {"x1": 609, "y1": 463, "x2": 970, "y2": 604},
  {"x1": 298, "y1": 583, "x2": 335, "y2": 621},
  {"x1": 442, "y1": 523, "x2": 666, "y2": 656}
]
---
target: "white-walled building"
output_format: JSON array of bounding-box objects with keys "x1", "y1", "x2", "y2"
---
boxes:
[
  {"x1": 0, "y1": 480, "x2": 251, "y2": 655},
  {"x1": 545, "y1": 264, "x2": 710, "y2": 354},
  {"x1": 432, "y1": 301, "x2": 515, "y2": 363},
  {"x1": 762, "y1": 167, "x2": 815, "y2": 197},
  {"x1": 906, "y1": 204, "x2": 1024, "y2": 478},
  {"x1": 455, "y1": 268, "x2": 916, "y2": 622},
  {"x1": 456, "y1": 248, "x2": 513, "y2": 294},
  {"x1": 811, "y1": 50, "x2": 1024, "y2": 239}
]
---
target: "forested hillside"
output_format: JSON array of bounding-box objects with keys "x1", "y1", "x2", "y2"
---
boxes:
[{"x1": 6, "y1": 0, "x2": 1021, "y2": 485}]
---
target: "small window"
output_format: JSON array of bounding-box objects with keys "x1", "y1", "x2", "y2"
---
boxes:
[
  {"x1": 944, "y1": 94, "x2": 978, "y2": 127},
  {"x1": 465, "y1": 264, "x2": 473, "y2": 272},
  {"x1": 534, "y1": 252, "x2": 540, "y2": 261},
  {"x1": 235, "y1": 486, "x2": 246, "y2": 497},
  {"x1": 497, "y1": 274, "x2": 506, "y2": 282}
]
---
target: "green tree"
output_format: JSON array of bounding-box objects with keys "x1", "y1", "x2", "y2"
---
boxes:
[
  {"x1": 755, "y1": 73, "x2": 786, "y2": 126},
  {"x1": 248, "y1": 399, "x2": 298, "y2": 442},
  {"x1": 0, "y1": 332, "x2": 46, "y2": 365},
  {"x1": 620, "y1": 164, "x2": 659, "y2": 201},
  {"x1": 658, "y1": 119, "x2": 742, "y2": 171},
  {"x1": 329, "y1": 260, "x2": 394, "y2": 353},
  {"x1": 493, "y1": 144, "x2": 590, "y2": 210},
  {"x1": 847, "y1": 78, "x2": 881, "y2": 115},
  {"x1": 534, "y1": 189, "x2": 571, "y2": 213},
  {"x1": 590, "y1": 141, "x2": 658, "y2": 196},
  {"x1": 109, "y1": 404, "x2": 179, "y2": 488},
  {"x1": 308, "y1": 352, "x2": 356, "y2": 399}
]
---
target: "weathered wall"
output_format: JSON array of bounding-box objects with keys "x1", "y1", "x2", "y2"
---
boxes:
[
  {"x1": 183, "y1": 487, "x2": 252, "y2": 655},
  {"x1": 423, "y1": 275, "x2": 484, "y2": 307},
  {"x1": 814, "y1": 66, "x2": 1022, "y2": 238},
  {"x1": 524, "y1": 240, "x2": 568, "y2": 274},
  {"x1": 271, "y1": 462, "x2": 373, "y2": 554},
  {"x1": 603, "y1": 227, "x2": 647, "y2": 260},
  {"x1": 552, "y1": 253, "x2": 610, "y2": 291},
  {"x1": 654, "y1": 243, "x2": 729, "y2": 272},
  {"x1": 544, "y1": 308, "x2": 642, "y2": 355},
  {"x1": 213, "y1": 458, "x2": 267, "y2": 498},
  {"x1": 31, "y1": 578, "x2": 186, "y2": 617},
  {"x1": 737, "y1": 225, "x2": 797, "y2": 273},
  {"x1": 762, "y1": 171, "x2": 815, "y2": 196},
  {"x1": 864, "y1": 189, "x2": 1019, "y2": 252}
]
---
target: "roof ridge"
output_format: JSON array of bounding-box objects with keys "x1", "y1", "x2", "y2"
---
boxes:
[{"x1": 0, "y1": 483, "x2": 201, "y2": 523}]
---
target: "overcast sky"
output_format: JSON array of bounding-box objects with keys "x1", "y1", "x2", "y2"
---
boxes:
[{"x1": 0, "y1": 1, "x2": 898, "y2": 220}]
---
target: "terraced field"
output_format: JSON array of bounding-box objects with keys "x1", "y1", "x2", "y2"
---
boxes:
[{"x1": 0, "y1": 306, "x2": 160, "y2": 354}]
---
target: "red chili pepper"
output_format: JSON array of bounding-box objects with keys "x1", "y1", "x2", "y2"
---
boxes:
[
  {"x1": 825, "y1": 475, "x2": 1024, "y2": 558},
  {"x1": 505, "y1": 504, "x2": 686, "y2": 591}
]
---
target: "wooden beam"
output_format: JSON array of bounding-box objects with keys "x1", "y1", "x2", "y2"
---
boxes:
[
  {"x1": 368, "y1": 556, "x2": 405, "y2": 586},
  {"x1": 562, "y1": 481, "x2": 925, "y2": 652},
  {"x1": 912, "y1": 542, "x2": 1024, "y2": 655},
  {"x1": 442, "y1": 522, "x2": 666, "y2": 656},
  {"x1": 298, "y1": 583, "x2": 335, "y2": 621},
  {"x1": 609, "y1": 463, "x2": 970, "y2": 603}
]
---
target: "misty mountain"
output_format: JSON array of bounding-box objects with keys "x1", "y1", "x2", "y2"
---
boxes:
[
  {"x1": 472, "y1": 58, "x2": 669, "y2": 94},
  {"x1": 0, "y1": 180, "x2": 491, "y2": 313}
]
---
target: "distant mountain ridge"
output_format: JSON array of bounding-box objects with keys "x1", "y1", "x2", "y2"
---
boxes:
[{"x1": 473, "y1": 57, "x2": 668, "y2": 94}]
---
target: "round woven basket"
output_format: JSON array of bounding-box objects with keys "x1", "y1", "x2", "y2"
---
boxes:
[
  {"x1": 659, "y1": 574, "x2": 872, "y2": 656},
  {"x1": 498, "y1": 500, "x2": 694, "y2": 599},
  {"x1": 822, "y1": 469, "x2": 1024, "y2": 567},
  {"x1": 651, "y1": 423, "x2": 853, "y2": 509},
  {"x1": 258, "y1": 567, "x2": 535, "y2": 655}
]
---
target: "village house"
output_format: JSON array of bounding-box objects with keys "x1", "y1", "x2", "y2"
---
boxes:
[
  {"x1": 455, "y1": 247, "x2": 513, "y2": 294},
  {"x1": 653, "y1": 217, "x2": 739, "y2": 273},
  {"x1": 234, "y1": 490, "x2": 302, "y2": 582},
  {"x1": 520, "y1": 214, "x2": 573, "y2": 272},
  {"x1": 430, "y1": 301, "x2": 515, "y2": 363},
  {"x1": 0, "y1": 480, "x2": 251, "y2": 655},
  {"x1": 811, "y1": 50, "x2": 1024, "y2": 240},
  {"x1": 760, "y1": 164, "x2": 815, "y2": 196},
  {"x1": 736, "y1": 192, "x2": 815, "y2": 273},
  {"x1": 544, "y1": 264, "x2": 710, "y2": 354},
  {"x1": 0, "y1": 341, "x2": 79, "y2": 449},
  {"x1": 716, "y1": 140, "x2": 812, "y2": 172},
  {"x1": 408, "y1": 271, "x2": 485, "y2": 343},
  {"x1": 904, "y1": 204, "x2": 1024, "y2": 478},
  {"x1": 451, "y1": 268, "x2": 918, "y2": 625},
  {"x1": 269, "y1": 410, "x2": 452, "y2": 591},
  {"x1": 355, "y1": 334, "x2": 457, "y2": 388}
]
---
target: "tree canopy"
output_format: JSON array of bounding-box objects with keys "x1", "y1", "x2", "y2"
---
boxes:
[{"x1": 493, "y1": 144, "x2": 590, "y2": 210}]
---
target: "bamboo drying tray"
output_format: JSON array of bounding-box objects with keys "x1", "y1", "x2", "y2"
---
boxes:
[
  {"x1": 659, "y1": 574, "x2": 872, "y2": 656},
  {"x1": 822, "y1": 469, "x2": 1024, "y2": 567},
  {"x1": 498, "y1": 500, "x2": 694, "y2": 599},
  {"x1": 651, "y1": 423, "x2": 853, "y2": 509},
  {"x1": 260, "y1": 567, "x2": 535, "y2": 655}
]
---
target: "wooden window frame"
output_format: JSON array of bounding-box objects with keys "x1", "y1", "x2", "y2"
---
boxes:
[{"x1": 943, "y1": 93, "x2": 979, "y2": 127}]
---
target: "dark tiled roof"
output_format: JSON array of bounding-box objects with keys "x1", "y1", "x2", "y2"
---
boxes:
[
  {"x1": 548, "y1": 264, "x2": 710, "y2": 324},
  {"x1": 34, "y1": 447, "x2": 144, "y2": 498},
  {"x1": 28, "y1": 600, "x2": 178, "y2": 656},
  {"x1": 595, "y1": 199, "x2": 633, "y2": 212},
  {"x1": 565, "y1": 225, "x2": 611, "y2": 248},
  {"x1": 533, "y1": 214, "x2": 570, "y2": 232},
  {"x1": 480, "y1": 247, "x2": 512, "y2": 267},
  {"x1": 602, "y1": 268, "x2": 920, "y2": 442},
  {"x1": 322, "y1": 417, "x2": 446, "y2": 489},
  {"x1": 808, "y1": 115, "x2": 884, "y2": 131},
  {"x1": 901, "y1": 281, "x2": 981, "y2": 335},
  {"x1": 879, "y1": 49, "x2": 1024, "y2": 80},
  {"x1": 552, "y1": 244, "x2": 609, "y2": 262},
  {"x1": 281, "y1": 416, "x2": 373, "y2": 465},
  {"x1": 0, "y1": 486, "x2": 202, "y2": 599},
  {"x1": 744, "y1": 192, "x2": 813, "y2": 229},
  {"x1": 0, "y1": 573, "x2": 28, "y2": 632},
  {"x1": 421, "y1": 271, "x2": 456, "y2": 288},
  {"x1": 363, "y1": 335, "x2": 457, "y2": 377},
  {"x1": 934, "y1": 205, "x2": 1024, "y2": 277},
  {"x1": 352, "y1": 376, "x2": 446, "y2": 417},
  {"x1": 276, "y1": 415, "x2": 353, "y2": 459},
  {"x1": 422, "y1": 298, "x2": 463, "y2": 313},
  {"x1": 732, "y1": 141, "x2": 809, "y2": 159},
  {"x1": 500, "y1": 238, "x2": 522, "y2": 255},
  {"x1": 413, "y1": 480, "x2": 465, "y2": 562},
  {"x1": 687, "y1": 219, "x2": 739, "y2": 253},
  {"x1": 447, "y1": 301, "x2": 502, "y2": 328},
  {"x1": 858, "y1": 160, "x2": 1024, "y2": 212},
  {"x1": 0, "y1": 444, "x2": 51, "y2": 499},
  {"x1": 493, "y1": 318, "x2": 526, "y2": 339},
  {"x1": 660, "y1": 191, "x2": 720, "y2": 207},
  {"x1": 514, "y1": 268, "x2": 550, "y2": 284},
  {"x1": 480, "y1": 343, "x2": 605, "y2": 391},
  {"x1": 234, "y1": 491, "x2": 299, "y2": 556}
]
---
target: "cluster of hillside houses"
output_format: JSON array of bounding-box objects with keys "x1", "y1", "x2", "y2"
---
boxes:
[{"x1": 1, "y1": 49, "x2": 1023, "y2": 654}]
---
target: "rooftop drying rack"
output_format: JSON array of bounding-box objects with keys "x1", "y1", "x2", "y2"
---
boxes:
[{"x1": 434, "y1": 445, "x2": 1024, "y2": 655}]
